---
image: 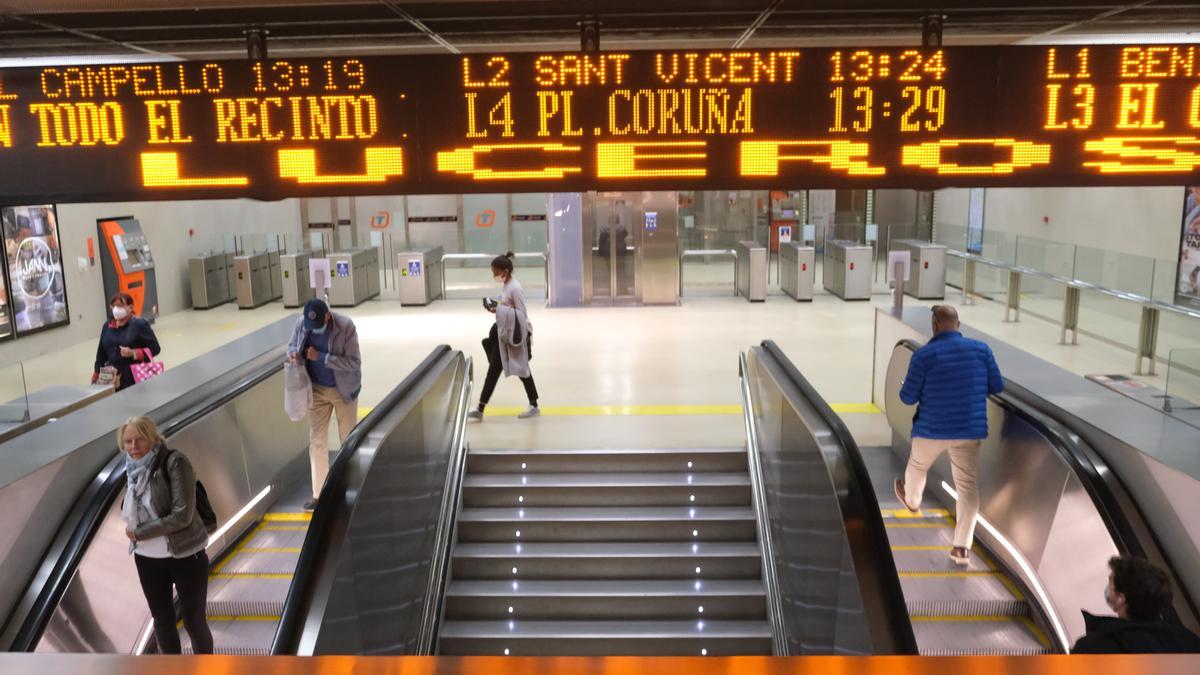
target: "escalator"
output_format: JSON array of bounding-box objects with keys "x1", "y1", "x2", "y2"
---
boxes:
[
  {"x1": 741, "y1": 339, "x2": 1198, "y2": 656},
  {"x1": 2, "y1": 345, "x2": 472, "y2": 657}
]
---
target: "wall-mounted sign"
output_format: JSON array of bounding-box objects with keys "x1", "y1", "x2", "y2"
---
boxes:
[
  {"x1": 643, "y1": 211, "x2": 658, "y2": 231},
  {"x1": 778, "y1": 225, "x2": 793, "y2": 243},
  {"x1": 371, "y1": 211, "x2": 390, "y2": 229},
  {"x1": 476, "y1": 209, "x2": 496, "y2": 228},
  {"x1": 1, "y1": 204, "x2": 68, "y2": 336},
  {"x1": 0, "y1": 46, "x2": 1197, "y2": 203}
]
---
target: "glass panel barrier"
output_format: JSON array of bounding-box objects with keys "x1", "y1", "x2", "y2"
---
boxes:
[
  {"x1": 1076, "y1": 288, "x2": 1142, "y2": 352},
  {"x1": 0, "y1": 362, "x2": 30, "y2": 426},
  {"x1": 1165, "y1": 349, "x2": 1200, "y2": 409}
]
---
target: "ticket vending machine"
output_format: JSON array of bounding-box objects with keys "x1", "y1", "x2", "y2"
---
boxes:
[{"x1": 97, "y1": 217, "x2": 159, "y2": 322}]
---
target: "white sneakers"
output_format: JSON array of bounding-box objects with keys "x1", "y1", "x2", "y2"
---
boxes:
[{"x1": 467, "y1": 406, "x2": 541, "y2": 421}]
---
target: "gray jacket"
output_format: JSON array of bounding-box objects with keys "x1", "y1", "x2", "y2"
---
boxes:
[
  {"x1": 132, "y1": 448, "x2": 208, "y2": 557},
  {"x1": 495, "y1": 304, "x2": 531, "y2": 378},
  {"x1": 288, "y1": 311, "x2": 362, "y2": 403}
]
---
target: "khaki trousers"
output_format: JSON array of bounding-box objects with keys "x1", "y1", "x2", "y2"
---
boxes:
[
  {"x1": 309, "y1": 385, "x2": 358, "y2": 499},
  {"x1": 902, "y1": 438, "x2": 982, "y2": 549}
]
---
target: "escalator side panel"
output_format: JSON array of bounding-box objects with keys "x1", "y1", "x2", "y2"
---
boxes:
[
  {"x1": 281, "y1": 350, "x2": 468, "y2": 656},
  {"x1": 884, "y1": 343, "x2": 1117, "y2": 647}
]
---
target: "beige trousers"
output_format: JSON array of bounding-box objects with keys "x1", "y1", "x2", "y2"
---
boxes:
[
  {"x1": 902, "y1": 438, "x2": 982, "y2": 549},
  {"x1": 309, "y1": 385, "x2": 358, "y2": 499}
]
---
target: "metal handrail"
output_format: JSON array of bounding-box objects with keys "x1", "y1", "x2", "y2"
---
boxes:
[
  {"x1": 738, "y1": 351, "x2": 787, "y2": 655},
  {"x1": 679, "y1": 248, "x2": 738, "y2": 297},
  {"x1": 947, "y1": 249, "x2": 1200, "y2": 321},
  {"x1": 440, "y1": 252, "x2": 549, "y2": 300},
  {"x1": 417, "y1": 356, "x2": 474, "y2": 653}
]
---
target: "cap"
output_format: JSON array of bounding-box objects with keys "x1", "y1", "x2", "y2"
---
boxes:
[{"x1": 302, "y1": 298, "x2": 329, "y2": 331}]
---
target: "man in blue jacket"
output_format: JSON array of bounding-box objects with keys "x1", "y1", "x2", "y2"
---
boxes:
[{"x1": 894, "y1": 305, "x2": 1004, "y2": 566}]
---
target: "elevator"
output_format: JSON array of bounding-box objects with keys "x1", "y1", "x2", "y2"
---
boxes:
[{"x1": 581, "y1": 192, "x2": 679, "y2": 305}]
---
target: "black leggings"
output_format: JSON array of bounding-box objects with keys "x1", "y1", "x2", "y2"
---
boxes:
[
  {"x1": 479, "y1": 325, "x2": 538, "y2": 407},
  {"x1": 135, "y1": 551, "x2": 213, "y2": 654}
]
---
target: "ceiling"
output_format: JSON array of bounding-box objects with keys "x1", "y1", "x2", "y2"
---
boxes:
[{"x1": 0, "y1": 1, "x2": 1197, "y2": 60}]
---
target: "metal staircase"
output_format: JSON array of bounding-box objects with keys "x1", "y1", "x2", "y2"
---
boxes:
[{"x1": 438, "y1": 447, "x2": 773, "y2": 656}]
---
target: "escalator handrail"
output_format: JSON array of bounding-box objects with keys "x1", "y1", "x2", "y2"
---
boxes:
[
  {"x1": 271, "y1": 345, "x2": 455, "y2": 655},
  {"x1": 894, "y1": 338, "x2": 1198, "y2": 627},
  {"x1": 738, "y1": 351, "x2": 787, "y2": 654},
  {"x1": 758, "y1": 340, "x2": 919, "y2": 655},
  {"x1": 7, "y1": 355, "x2": 286, "y2": 652},
  {"x1": 417, "y1": 355, "x2": 473, "y2": 653}
]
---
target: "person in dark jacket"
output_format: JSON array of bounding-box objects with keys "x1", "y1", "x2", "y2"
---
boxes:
[
  {"x1": 893, "y1": 305, "x2": 1004, "y2": 567},
  {"x1": 119, "y1": 416, "x2": 213, "y2": 654},
  {"x1": 93, "y1": 292, "x2": 161, "y2": 391},
  {"x1": 1073, "y1": 555, "x2": 1200, "y2": 654}
]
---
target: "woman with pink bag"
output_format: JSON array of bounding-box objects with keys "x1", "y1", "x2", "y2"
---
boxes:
[{"x1": 93, "y1": 292, "x2": 162, "y2": 391}]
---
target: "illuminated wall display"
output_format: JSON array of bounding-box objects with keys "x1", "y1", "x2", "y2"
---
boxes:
[{"x1": 0, "y1": 46, "x2": 1199, "y2": 201}]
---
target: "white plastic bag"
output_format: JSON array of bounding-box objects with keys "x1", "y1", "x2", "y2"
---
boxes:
[{"x1": 284, "y1": 361, "x2": 312, "y2": 422}]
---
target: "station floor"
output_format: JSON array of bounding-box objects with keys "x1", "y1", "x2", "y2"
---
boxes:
[{"x1": 6, "y1": 273, "x2": 1191, "y2": 451}]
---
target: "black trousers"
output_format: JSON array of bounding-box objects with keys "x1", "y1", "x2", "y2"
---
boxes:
[
  {"x1": 480, "y1": 324, "x2": 538, "y2": 407},
  {"x1": 134, "y1": 551, "x2": 213, "y2": 654}
]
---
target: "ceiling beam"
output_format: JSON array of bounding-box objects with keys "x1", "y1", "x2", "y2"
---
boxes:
[
  {"x1": 1027, "y1": 0, "x2": 1156, "y2": 39},
  {"x1": 732, "y1": 0, "x2": 784, "y2": 49},
  {"x1": 5, "y1": 13, "x2": 170, "y2": 56},
  {"x1": 379, "y1": 1, "x2": 459, "y2": 54}
]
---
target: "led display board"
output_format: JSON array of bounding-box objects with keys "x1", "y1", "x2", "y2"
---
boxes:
[{"x1": 0, "y1": 46, "x2": 1198, "y2": 201}]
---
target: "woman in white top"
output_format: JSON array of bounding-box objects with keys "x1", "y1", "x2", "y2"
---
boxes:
[{"x1": 468, "y1": 252, "x2": 540, "y2": 420}]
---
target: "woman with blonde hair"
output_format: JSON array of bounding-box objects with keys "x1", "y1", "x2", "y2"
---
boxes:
[{"x1": 118, "y1": 416, "x2": 213, "y2": 654}]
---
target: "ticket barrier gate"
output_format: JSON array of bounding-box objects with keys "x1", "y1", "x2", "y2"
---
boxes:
[
  {"x1": 780, "y1": 243, "x2": 815, "y2": 302},
  {"x1": 891, "y1": 239, "x2": 947, "y2": 300},
  {"x1": 188, "y1": 252, "x2": 233, "y2": 309},
  {"x1": 397, "y1": 246, "x2": 445, "y2": 306},
  {"x1": 735, "y1": 240, "x2": 767, "y2": 302},
  {"x1": 281, "y1": 252, "x2": 316, "y2": 308},
  {"x1": 328, "y1": 248, "x2": 381, "y2": 307},
  {"x1": 235, "y1": 252, "x2": 278, "y2": 309},
  {"x1": 823, "y1": 239, "x2": 872, "y2": 301}
]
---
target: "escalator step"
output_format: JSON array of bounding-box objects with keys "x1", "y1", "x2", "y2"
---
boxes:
[
  {"x1": 901, "y1": 574, "x2": 1028, "y2": 617},
  {"x1": 912, "y1": 617, "x2": 1051, "y2": 656}
]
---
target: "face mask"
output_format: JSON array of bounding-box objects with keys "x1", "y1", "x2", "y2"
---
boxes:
[
  {"x1": 494, "y1": 275, "x2": 504, "y2": 283},
  {"x1": 111, "y1": 306, "x2": 129, "y2": 320},
  {"x1": 310, "y1": 324, "x2": 327, "y2": 335},
  {"x1": 1104, "y1": 584, "x2": 1118, "y2": 611}
]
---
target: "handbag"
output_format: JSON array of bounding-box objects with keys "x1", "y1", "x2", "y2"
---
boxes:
[{"x1": 130, "y1": 348, "x2": 165, "y2": 384}]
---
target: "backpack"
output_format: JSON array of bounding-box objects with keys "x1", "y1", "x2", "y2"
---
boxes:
[{"x1": 156, "y1": 449, "x2": 218, "y2": 534}]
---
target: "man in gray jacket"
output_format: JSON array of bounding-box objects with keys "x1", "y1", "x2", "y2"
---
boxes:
[{"x1": 288, "y1": 298, "x2": 362, "y2": 510}]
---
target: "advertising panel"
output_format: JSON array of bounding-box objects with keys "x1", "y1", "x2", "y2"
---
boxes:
[
  {"x1": 1, "y1": 205, "x2": 69, "y2": 335},
  {"x1": 1179, "y1": 187, "x2": 1200, "y2": 311}
]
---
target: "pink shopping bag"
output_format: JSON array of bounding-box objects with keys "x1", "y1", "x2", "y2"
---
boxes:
[{"x1": 131, "y1": 348, "x2": 165, "y2": 384}]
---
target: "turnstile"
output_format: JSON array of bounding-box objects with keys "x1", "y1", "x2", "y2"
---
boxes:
[
  {"x1": 397, "y1": 246, "x2": 445, "y2": 306},
  {"x1": 188, "y1": 252, "x2": 232, "y2": 309},
  {"x1": 328, "y1": 248, "x2": 381, "y2": 307},
  {"x1": 780, "y1": 242, "x2": 815, "y2": 302},
  {"x1": 734, "y1": 240, "x2": 767, "y2": 302},
  {"x1": 892, "y1": 239, "x2": 947, "y2": 300},
  {"x1": 823, "y1": 239, "x2": 872, "y2": 300},
  {"x1": 235, "y1": 253, "x2": 277, "y2": 308},
  {"x1": 280, "y1": 252, "x2": 316, "y2": 308},
  {"x1": 266, "y1": 250, "x2": 282, "y2": 300}
]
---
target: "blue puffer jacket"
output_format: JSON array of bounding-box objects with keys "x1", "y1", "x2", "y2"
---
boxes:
[{"x1": 899, "y1": 331, "x2": 1004, "y2": 440}]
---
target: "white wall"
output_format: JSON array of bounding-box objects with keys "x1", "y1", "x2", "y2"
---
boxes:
[
  {"x1": 935, "y1": 186, "x2": 1182, "y2": 262},
  {"x1": 0, "y1": 198, "x2": 301, "y2": 364}
]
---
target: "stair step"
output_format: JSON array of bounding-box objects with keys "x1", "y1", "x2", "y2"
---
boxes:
[
  {"x1": 912, "y1": 617, "x2": 1050, "y2": 656},
  {"x1": 452, "y1": 541, "x2": 762, "y2": 579},
  {"x1": 457, "y1": 506, "x2": 756, "y2": 542},
  {"x1": 445, "y1": 579, "x2": 766, "y2": 620},
  {"x1": 463, "y1": 472, "x2": 751, "y2": 507},
  {"x1": 467, "y1": 448, "x2": 746, "y2": 474},
  {"x1": 438, "y1": 619, "x2": 772, "y2": 656}
]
